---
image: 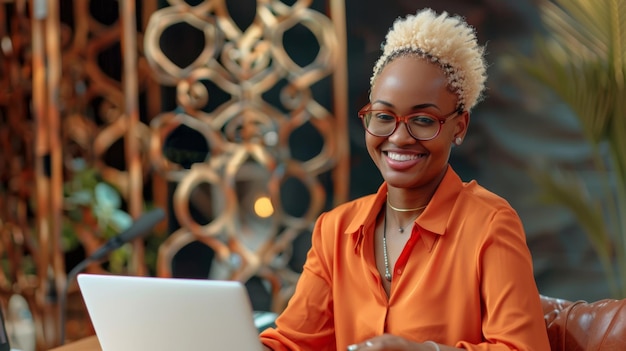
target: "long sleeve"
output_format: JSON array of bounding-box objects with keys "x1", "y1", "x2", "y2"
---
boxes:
[
  {"x1": 259, "y1": 212, "x2": 337, "y2": 351},
  {"x1": 455, "y1": 207, "x2": 551, "y2": 351}
]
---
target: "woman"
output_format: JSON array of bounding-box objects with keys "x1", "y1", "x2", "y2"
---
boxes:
[{"x1": 260, "y1": 8, "x2": 550, "y2": 351}]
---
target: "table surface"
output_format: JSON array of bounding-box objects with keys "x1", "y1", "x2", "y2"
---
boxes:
[{"x1": 48, "y1": 335, "x2": 101, "y2": 351}]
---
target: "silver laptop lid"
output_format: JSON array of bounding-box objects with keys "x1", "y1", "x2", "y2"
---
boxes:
[{"x1": 77, "y1": 274, "x2": 263, "y2": 351}]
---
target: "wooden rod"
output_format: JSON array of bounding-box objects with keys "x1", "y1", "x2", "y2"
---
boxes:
[{"x1": 121, "y1": 0, "x2": 146, "y2": 275}]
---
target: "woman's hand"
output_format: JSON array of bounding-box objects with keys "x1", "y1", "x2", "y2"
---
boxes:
[{"x1": 346, "y1": 334, "x2": 443, "y2": 351}]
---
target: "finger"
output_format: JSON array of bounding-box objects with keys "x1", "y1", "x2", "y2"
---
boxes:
[{"x1": 346, "y1": 340, "x2": 375, "y2": 351}]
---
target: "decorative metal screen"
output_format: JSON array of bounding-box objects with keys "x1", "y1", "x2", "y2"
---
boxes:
[
  {"x1": 146, "y1": 0, "x2": 348, "y2": 313},
  {"x1": 0, "y1": 0, "x2": 347, "y2": 349}
]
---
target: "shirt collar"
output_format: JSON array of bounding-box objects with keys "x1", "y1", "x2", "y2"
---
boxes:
[
  {"x1": 344, "y1": 182, "x2": 388, "y2": 236},
  {"x1": 346, "y1": 165, "x2": 464, "y2": 251},
  {"x1": 416, "y1": 165, "x2": 464, "y2": 236}
]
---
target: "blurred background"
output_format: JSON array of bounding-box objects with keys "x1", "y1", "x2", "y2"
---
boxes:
[{"x1": 1, "y1": 0, "x2": 623, "y2": 350}]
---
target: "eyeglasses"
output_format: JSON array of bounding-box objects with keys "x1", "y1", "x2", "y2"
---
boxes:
[{"x1": 358, "y1": 104, "x2": 461, "y2": 141}]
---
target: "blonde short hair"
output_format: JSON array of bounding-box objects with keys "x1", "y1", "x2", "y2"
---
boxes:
[{"x1": 371, "y1": 8, "x2": 487, "y2": 111}]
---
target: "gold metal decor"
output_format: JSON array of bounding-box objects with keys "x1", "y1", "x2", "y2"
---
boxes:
[
  {"x1": 146, "y1": 0, "x2": 348, "y2": 312},
  {"x1": 1, "y1": 0, "x2": 161, "y2": 348}
]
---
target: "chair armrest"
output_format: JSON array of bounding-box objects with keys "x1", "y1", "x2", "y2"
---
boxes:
[{"x1": 541, "y1": 295, "x2": 626, "y2": 351}]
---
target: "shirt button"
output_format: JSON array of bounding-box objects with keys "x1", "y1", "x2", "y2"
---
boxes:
[{"x1": 396, "y1": 268, "x2": 403, "y2": 275}]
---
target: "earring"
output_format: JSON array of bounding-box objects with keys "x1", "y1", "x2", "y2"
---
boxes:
[{"x1": 454, "y1": 137, "x2": 462, "y2": 145}]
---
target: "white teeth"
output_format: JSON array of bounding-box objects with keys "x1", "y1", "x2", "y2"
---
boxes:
[{"x1": 387, "y1": 152, "x2": 421, "y2": 161}]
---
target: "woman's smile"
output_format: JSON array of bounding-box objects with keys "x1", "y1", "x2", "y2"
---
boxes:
[{"x1": 383, "y1": 150, "x2": 426, "y2": 171}]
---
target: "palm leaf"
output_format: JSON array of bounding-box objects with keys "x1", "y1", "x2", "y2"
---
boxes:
[
  {"x1": 541, "y1": 1, "x2": 606, "y2": 59},
  {"x1": 531, "y1": 167, "x2": 619, "y2": 296},
  {"x1": 520, "y1": 45, "x2": 613, "y2": 143}
]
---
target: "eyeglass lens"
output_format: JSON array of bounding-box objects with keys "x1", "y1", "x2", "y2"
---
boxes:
[{"x1": 361, "y1": 111, "x2": 442, "y2": 140}]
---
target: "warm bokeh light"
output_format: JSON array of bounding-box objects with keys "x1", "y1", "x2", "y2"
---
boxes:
[{"x1": 254, "y1": 196, "x2": 274, "y2": 218}]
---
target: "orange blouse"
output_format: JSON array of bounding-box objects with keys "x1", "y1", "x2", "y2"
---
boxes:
[{"x1": 260, "y1": 166, "x2": 550, "y2": 351}]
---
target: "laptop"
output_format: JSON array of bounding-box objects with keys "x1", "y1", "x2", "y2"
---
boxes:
[{"x1": 77, "y1": 274, "x2": 264, "y2": 351}]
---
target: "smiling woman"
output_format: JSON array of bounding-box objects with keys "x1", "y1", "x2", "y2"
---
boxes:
[{"x1": 259, "y1": 8, "x2": 551, "y2": 351}]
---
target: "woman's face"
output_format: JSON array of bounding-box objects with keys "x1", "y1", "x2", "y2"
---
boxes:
[{"x1": 366, "y1": 55, "x2": 469, "y2": 190}]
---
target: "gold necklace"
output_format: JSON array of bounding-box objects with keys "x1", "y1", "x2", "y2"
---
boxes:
[{"x1": 386, "y1": 199, "x2": 428, "y2": 212}]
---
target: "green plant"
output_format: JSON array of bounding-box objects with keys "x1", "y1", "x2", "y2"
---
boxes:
[
  {"x1": 63, "y1": 158, "x2": 167, "y2": 275},
  {"x1": 514, "y1": 0, "x2": 626, "y2": 297},
  {"x1": 63, "y1": 158, "x2": 133, "y2": 272}
]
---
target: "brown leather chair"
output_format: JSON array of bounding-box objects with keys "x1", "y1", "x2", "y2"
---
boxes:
[{"x1": 540, "y1": 295, "x2": 626, "y2": 351}]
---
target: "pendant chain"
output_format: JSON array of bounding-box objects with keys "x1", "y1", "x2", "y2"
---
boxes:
[
  {"x1": 382, "y1": 197, "x2": 429, "y2": 281},
  {"x1": 396, "y1": 215, "x2": 418, "y2": 233},
  {"x1": 382, "y1": 211, "x2": 392, "y2": 281}
]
